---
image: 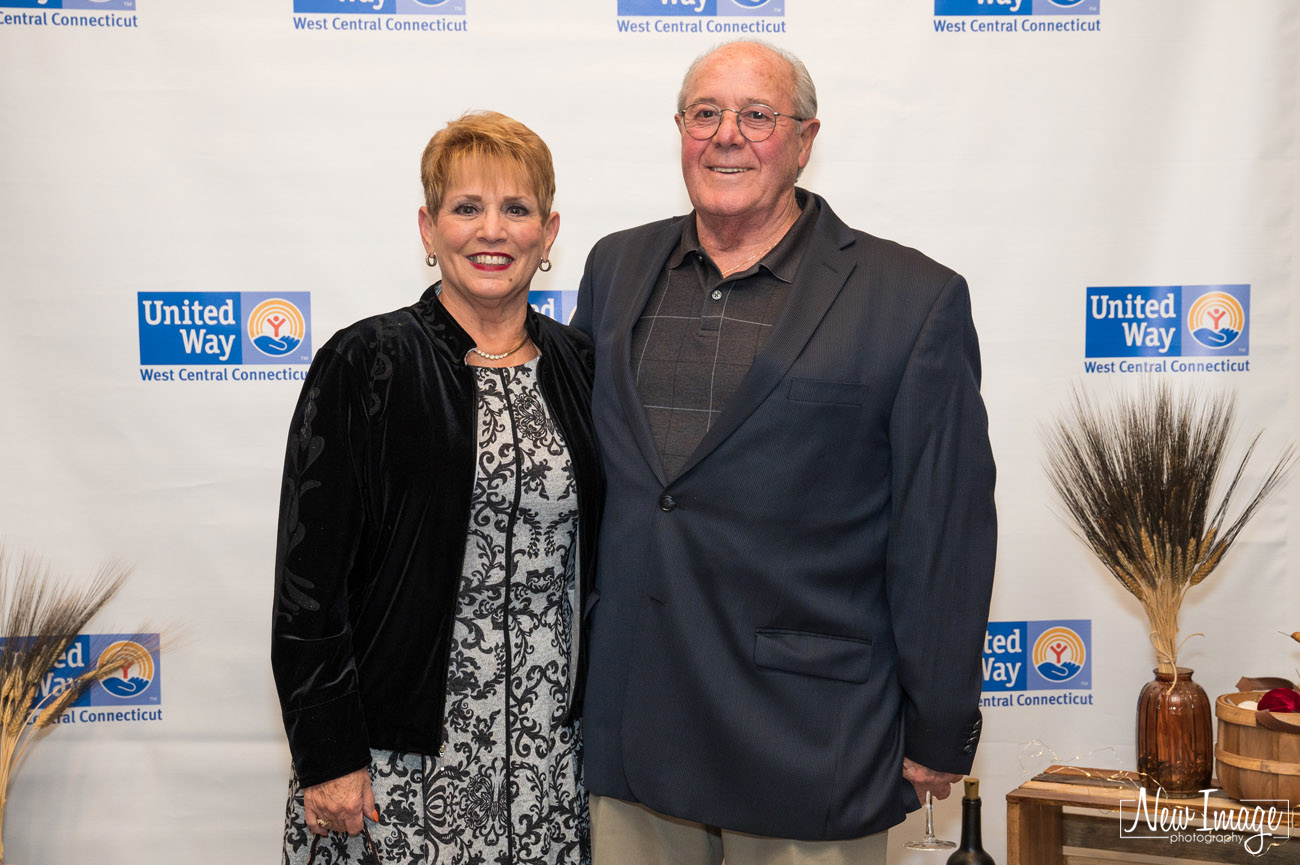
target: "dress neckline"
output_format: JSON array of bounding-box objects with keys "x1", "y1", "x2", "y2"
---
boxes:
[{"x1": 471, "y1": 355, "x2": 541, "y2": 374}]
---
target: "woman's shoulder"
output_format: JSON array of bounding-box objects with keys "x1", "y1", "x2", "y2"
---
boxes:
[
  {"x1": 531, "y1": 311, "x2": 594, "y2": 373},
  {"x1": 319, "y1": 301, "x2": 428, "y2": 361},
  {"x1": 533, "y1": 311, "x2": 592, "y2": 351}
]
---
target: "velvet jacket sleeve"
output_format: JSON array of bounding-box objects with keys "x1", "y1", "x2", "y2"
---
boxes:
[
  {"x1": 271, "y1": 344, "x2": 374, "y2": 788},
  {"x1": 884, "y1": 273, "x2": 997, "y2": 776}
]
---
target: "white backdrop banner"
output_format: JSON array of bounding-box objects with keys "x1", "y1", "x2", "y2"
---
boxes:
[{"x1": 1, "y1": 1, "x2": 1297, "y2": 862}]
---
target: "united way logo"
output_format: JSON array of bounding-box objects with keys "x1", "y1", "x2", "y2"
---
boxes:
[
  {"x1": 97, "y1": 639, "x2": 156, "y2": 699},
  {"x1": 1032, "y1": 625, "x2": 1086, "y2": 684},
  {"x1": 983, "y1": 619, "x2": 1091, "y2": 691},
  {"x1": 31, "y1": 633, "x2": 162, "y2": 712},
  {"x1": 248, "y1": 298, "x2": 307, "y2": 358},
  {"x1": 934, "y1": 0, "x2": 1098, "y2": 15},
  {"x1": 138, "y1": 291, "x2": 312, "y2": 365},
  {"x1": 1085, "y1": 285, "x2": 1249, "y2": 359}
]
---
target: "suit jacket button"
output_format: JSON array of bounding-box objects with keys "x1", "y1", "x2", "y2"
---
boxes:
[{"x1": 659, "y1": 494, "x2": 677, "y2": 512}]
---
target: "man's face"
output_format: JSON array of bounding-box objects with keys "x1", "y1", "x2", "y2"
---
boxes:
[{"x1": 676, "y1": 45, "x2": 819, "y2": 225}]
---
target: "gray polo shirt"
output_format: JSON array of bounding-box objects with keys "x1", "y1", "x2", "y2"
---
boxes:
[{"x1": 630, "y1": 190, "x2": 819, "y2": 479}]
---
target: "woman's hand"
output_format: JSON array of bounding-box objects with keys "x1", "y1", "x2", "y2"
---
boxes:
[{"x1": 303, "y1": 767, "x2": 377, "y2": 836}]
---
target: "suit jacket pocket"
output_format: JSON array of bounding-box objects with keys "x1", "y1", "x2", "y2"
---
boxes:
[
  {"x1": 753, "y1": 629, "x2": 872, "y2": 683},
  {"x1": 787, "y1": 378, "x2": 867, "y2": 406}
]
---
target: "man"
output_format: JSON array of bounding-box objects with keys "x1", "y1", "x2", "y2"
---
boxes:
[{"x1": 572, "y1": 40, "x2": 996, "y2": 864}]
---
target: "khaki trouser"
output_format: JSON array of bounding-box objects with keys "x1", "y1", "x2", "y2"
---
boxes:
[{"x1": 590, "y1": 794, "x2": 888, "y2": 865}]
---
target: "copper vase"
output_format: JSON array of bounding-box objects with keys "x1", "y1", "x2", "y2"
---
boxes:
[{"x1": 1136, "y1": 667, "x2": 1213, "y2": 797}]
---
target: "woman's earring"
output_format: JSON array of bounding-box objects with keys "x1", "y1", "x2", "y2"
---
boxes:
[
  {"x1": 538, "y1": 259, "x2": 552, "y2": 272},
  {"x1": 425, "y1": 253, "x2": 438, "y2": 267}
]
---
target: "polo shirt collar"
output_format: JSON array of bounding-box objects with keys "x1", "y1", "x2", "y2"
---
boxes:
[{"x1": 670, "y1": 188, "x2": 819, "y2": 284}]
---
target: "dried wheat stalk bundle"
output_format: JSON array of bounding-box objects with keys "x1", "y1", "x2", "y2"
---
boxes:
[
  {"x1": 1043, "y1": 384, "x2": 1293, "y2": 674},
  {"x1": 0, "y1": 548, "x2": 144, "y2": 863}
]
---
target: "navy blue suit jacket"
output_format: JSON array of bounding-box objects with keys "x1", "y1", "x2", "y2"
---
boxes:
[{"x1": 572, "y1": 192, "x2": 997, "y2": 840}]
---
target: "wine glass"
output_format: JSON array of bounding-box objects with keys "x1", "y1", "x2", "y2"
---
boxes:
[{"x1": 904, "y1": 790, "x2": 956, "y2": 851}]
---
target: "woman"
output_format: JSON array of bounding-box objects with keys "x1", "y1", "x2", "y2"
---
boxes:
[{"x1": 272, "y1": 111, "x2": 601, "y2": 865}]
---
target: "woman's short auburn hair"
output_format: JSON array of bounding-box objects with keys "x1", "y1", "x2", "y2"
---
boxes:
[{"x1": 420, "y1": 111, "x2": 556, "y2": 217}]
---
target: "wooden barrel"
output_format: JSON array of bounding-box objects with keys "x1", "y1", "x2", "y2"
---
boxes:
[{"x1": 1215, "y1": 690, "x2": 1300, "y2": 802}]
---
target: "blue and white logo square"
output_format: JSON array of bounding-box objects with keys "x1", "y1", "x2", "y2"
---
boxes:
[
  {"x1": 619, "y1": 0, "x2": 708, "y2": 14},
  {"x1": 984, "y1": 619, "x2": 1091, "y2": 691},
  {"x1": 37, "y1": 633, "x2": 162, "y2": 711},
  {"x1": 243, "y1": 292, "x2": 313, "y2": 365},
  {"x1": 1181, "y1": 284, "x2": 1249, "y2": 357},
  {"x1": 1026, "y1": 620, "x2": 1090, "y2": 690},
  {"x1": 1034, "y1": 0, "x2": 1098, "y2": 16},
  {"x1": 983, "y1": 621, "x2": 1028, "y2": 690},
  {"x1": 138, "y1": 291, "x2": 312, "y2": 366},
  {"x1": 1085, "y1": 285, "x2": 1249, "y2": 358},
  {"x1": 0, "y1": 1, "x2": 134, "y2": 8},
  {"x1": 293, "y1": 0, "x2": 465, "y2": 15},
  {"x1": 618, "y1": 0, "x2": 782, "y2": 16},
  {"x1": 139, "y1": 292, "x2": 242, "y2": 365}
]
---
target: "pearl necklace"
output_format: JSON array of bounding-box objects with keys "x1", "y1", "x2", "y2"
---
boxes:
[{"x1": 467, "y1": 333, "x2": 530, "y2": 362}]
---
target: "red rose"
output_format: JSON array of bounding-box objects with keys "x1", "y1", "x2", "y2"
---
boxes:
[{"x1": 1258, "y1": 688, "x2": 1300, "y2": 713}]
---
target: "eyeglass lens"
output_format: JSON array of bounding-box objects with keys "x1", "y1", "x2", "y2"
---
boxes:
[{"x1": 682, "y1": 104, "x2": 780, "y2": 142}]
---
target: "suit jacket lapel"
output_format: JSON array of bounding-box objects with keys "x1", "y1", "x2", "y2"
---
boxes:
[
  {"x1": 609, "y1": 218, "x2": 686, "y2": 487},
  {"x1": 676, "y1": 197, "x2": 858, "y2": 478}
]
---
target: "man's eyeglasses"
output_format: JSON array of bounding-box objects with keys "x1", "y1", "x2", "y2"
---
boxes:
[{"x1": 679, "y1": 102, "x2": 807, "y2": 143}]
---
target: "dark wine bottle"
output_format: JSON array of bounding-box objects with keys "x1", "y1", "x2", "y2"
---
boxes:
[{"x1": 946, "y1": 777, "x2": 996, "y2": 865}]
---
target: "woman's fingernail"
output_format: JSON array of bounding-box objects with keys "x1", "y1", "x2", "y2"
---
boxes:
[{"x1": 371, "y1": 808, "x2": 379, "y2": 821}]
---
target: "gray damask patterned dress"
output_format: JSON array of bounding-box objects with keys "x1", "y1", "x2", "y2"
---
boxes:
[{"x1": 283, "y1": 357, "x2": 589, "y2": 865}]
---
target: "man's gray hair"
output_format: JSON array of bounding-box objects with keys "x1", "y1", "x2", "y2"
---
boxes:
[{"x1": 676, "y1": 40, "x2": 818, "y2": 121}]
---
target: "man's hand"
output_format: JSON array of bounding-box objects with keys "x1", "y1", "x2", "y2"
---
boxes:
[
  {"x1": 903, "y1": 756, "x2": 963, "y2": 803},
  {"x1": 303, "y1": 767, "x2": 376, "y2": 835}
]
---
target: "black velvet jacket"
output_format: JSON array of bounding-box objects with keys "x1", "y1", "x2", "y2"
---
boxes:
[{"x1": 272, "y1": 285, "x2": 602, "y2": 789}]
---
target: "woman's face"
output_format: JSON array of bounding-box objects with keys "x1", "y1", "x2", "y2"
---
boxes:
[{"x1": 418, "y1": 159, "x2": 559, "y2": 316}]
